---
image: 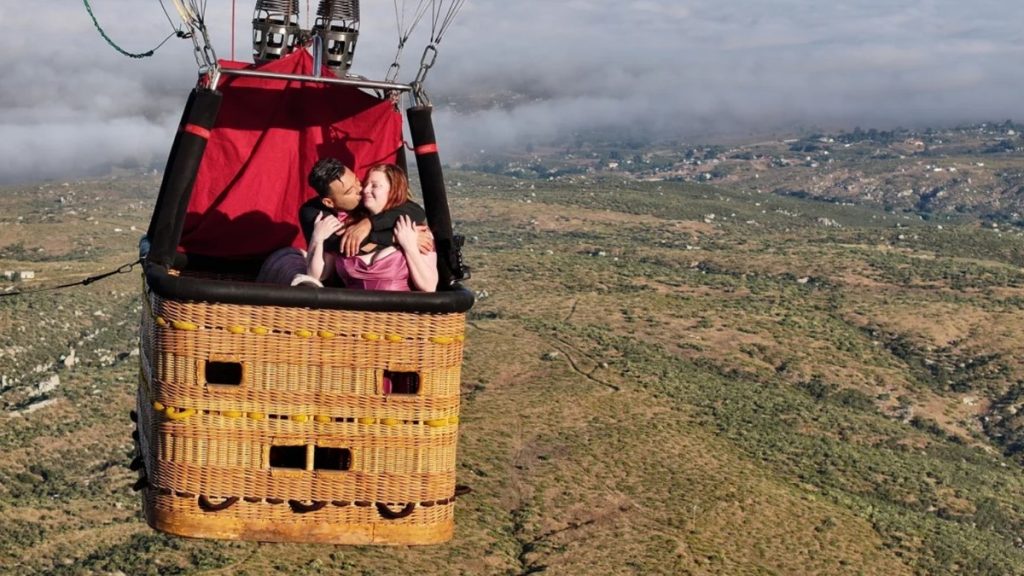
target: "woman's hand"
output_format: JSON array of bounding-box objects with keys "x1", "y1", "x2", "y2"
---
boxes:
[
  {"x1": 394, "y1": 215, "x2": 419, "y2": 253},
  {"x1": 306, "y1": 213, "x2": 342, "y2": 282},
  {"x1": 415, "y1": 224, "x2": 434, "y2": 254},
  {"x1": 341, "y1": 218, "x2": 372, "y2": 257},
  {"x1": 395, "y1": 215, "x2": 438, "y2": 292},
  {"x1": 311, "y1": 212, "x2": 344, "y2": 245}
]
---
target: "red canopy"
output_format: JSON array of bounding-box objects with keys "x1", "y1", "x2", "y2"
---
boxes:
[{"x1": 179, "y1": 50, "x2": 404, "y2": 259}]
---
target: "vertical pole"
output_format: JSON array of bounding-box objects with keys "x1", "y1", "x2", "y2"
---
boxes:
[
  {"x1": 231, "y1": 0, "x2": 236, "y2": 61},
  {"x1": 147, "y1": 88, "x2": 223, "y2": 268},
  {"x1": 406, "y1": 105, "x2": 469, "y2": 286}
]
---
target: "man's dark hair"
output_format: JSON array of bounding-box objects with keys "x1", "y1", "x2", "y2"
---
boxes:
[{"x1": 308, "y1": 158, "x2": 346, "y2": 197}]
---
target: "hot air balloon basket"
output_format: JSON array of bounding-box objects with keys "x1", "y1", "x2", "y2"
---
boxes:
[{"x1": 133, "y1": 281, "x2": 467, "y2": 545}]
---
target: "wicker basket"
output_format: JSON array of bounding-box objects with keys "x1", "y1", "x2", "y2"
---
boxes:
[{"x1": 135, "y1": 278, "x2": 467, "y2": 545}]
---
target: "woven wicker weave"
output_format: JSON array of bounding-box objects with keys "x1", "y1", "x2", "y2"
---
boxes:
[{"x1": 135, "y1": 278, "x2": 467, "y2": 544}]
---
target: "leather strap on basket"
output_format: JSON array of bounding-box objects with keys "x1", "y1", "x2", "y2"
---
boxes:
[
  {"x1": 289, "y1": 500, "x2": 327, "y2": 513},
  {"x1": 376, "y1": 502, "x2": 416, "y2": 520},
  {"x1": 198, "y1": 495, "x2": 239, "y2": 512}
]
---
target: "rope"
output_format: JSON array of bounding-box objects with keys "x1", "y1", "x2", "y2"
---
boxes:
[
  {"x1": 395, "y1": 0, "x2": 432, "y2": 43},
  {"x1": 231, "y1": 0, "x2": 236, "y2": 61},
  {"x1": 0, "y1": 258, "x2": 142, "y2": 298},
  {"x1": 157, "y1": 0, "x2": 184, "y2": 31},
  {"x1": 429, "y1": 0, "x2": 466, "y2": 44},
  {"x1": 386, "y1": 0, "x2": 431, "y2": 81},
  {"x1": 83, "y1": 0, "x2": 178, "y2": 58},
  {"x1": 171, "y1": 0, "x2": 219, "y2": 75}
]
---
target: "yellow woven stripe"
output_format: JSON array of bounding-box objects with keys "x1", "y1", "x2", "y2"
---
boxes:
[
  {"x1": 164, "y1": 407, "x2": 197, "y2": 420},
  {"x1": 155, "y1": 373, "x2": 459, "y2": 405},
  {"x1": 152, "y1": 405, "x2": 459, "y2": 428},
  {"x1": 152, "y1": 316, "x2": 463, "y2": 343}
]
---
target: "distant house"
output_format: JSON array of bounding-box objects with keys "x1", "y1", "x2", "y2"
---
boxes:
[{"x1": 15, "y1": 271, "x2": 34, "y2": 281}]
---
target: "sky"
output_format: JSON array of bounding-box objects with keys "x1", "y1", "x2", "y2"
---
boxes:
[{"x1": 3, "y1": 0, "x2": 1024, "y2": 183}]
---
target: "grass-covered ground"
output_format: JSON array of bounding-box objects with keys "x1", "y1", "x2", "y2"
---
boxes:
[{"x1": 1, "y1": 166, "x2": 1023, "y2": 575}]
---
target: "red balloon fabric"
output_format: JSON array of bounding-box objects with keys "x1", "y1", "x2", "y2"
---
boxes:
[{"x1": 179, "y1": 50, "x2": 403, "y2": 259}]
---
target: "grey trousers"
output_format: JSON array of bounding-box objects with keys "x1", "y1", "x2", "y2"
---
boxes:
[{"x1": 255, "y1": 247, "x2": 308, "y2": 285}]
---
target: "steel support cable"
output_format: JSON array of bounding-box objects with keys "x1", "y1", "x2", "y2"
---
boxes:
[
  {"x1": 169, "y1": 0, "x2": 197, "y2": 25},
  {"x1": 405, "y1": 0, "x2": 466, "y2": 103},
  {"x1": 395, "y1": 0, "x2": 433, "y2": 42},
  {"x1": 170, "y1": 0, "x2": 220, "y2": 79},
  {"x1": 157, "y1": 0, "x2": 186, "y2": 32},
  {"x1": 0, "y1": 258, "x2": 142, "y2": 298},
  {"x1": 429, "y1": 0, "x2": 466, "y2": 44},
  {"x1": 386, "y1": 0, "x2": 432, "y2": 82},
  {"x1": 83, "y1": 0, "x2": 179, "y2": 58},
  {"x1": 181, "y1": 0, "x2": 211, "y2": 31}
]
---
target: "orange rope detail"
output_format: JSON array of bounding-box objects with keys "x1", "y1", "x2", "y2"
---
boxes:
[{"x1": 415, "y1": 143, "x2": 439, "y2": 155}]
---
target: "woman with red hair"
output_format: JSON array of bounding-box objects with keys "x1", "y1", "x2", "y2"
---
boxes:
[{"x1": 308, "y1": 163, "x2": 438, "y2": 292}]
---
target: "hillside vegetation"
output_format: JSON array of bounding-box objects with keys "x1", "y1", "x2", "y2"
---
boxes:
[{"x1": 1, "y1": 149, "x2": 1024, "y2": 574}]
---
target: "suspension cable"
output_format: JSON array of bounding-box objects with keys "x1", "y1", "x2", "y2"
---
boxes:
[
  {"x1": 157, "y1": 0, "x2": 185, "y2": 32},
  {"x1": 386, "y1": 0, "x2": 432, "y2": 82},
  {"x1": 0, "y1": 258, "x2": 143, "y2": 299},
  {"x1": 171, "y1": 0, "x2": 221, "y2": 84},
  {"x1": 391, "y1": 0, "x2": 468, "y2": 103},
  {"x1": 231, "y1": 0, "x2": 236, "y2": 61},
  {"x1": 82, "y1": 0, "x2": 179, "y2": 59},
  {"x1": 429, "y1": 0, "x2": 465, "y2": 44},
  {"x1": 397, "y1": 0, "x2": 433, "y2": 45}
]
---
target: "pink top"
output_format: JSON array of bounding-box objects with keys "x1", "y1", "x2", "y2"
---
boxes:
[{"x1": 337, "y1": 249, "x2": 436, "y2": 291}]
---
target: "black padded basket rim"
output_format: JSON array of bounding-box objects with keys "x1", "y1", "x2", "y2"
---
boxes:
[{"x1": 145, "y1": 261, "x2": 474, "y2": 313}]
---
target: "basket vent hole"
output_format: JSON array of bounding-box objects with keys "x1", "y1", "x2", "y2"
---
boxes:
[
  {"x1": 206, "y1": 361, "x2": 243, "y2": 385},
  {"x1": 383, "y1": 372, "x2": 420, "y2": 395},
  {"x1": 269, "y1": 446, "x2": 306, "y2": 469},
  {"x1": 314, "y1": 447, "x2": 351, "y2": 471}
]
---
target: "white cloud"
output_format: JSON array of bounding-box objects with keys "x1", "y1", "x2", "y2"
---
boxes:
[{"x1": 3, "y1": 0, "x2": 1024, "y2": 182}]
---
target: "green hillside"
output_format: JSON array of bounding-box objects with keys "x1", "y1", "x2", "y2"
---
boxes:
[{"x1": 1, "y1": 164, "x2": 1023, "y2": 575}]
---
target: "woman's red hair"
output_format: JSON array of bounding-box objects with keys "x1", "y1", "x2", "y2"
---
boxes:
[{"x1": 367, "y1": 163, "x2": 411, "y2": 211}]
